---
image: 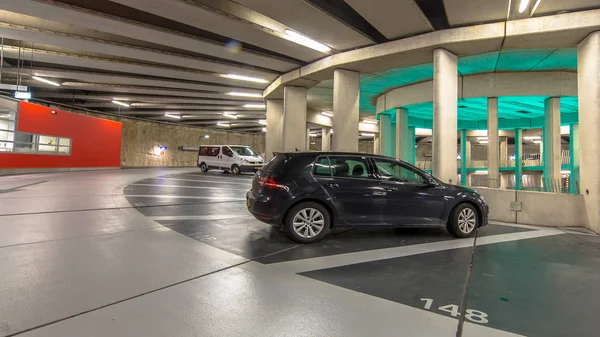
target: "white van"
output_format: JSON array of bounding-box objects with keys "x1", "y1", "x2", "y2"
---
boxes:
[{"x1": 198, "y1": 145, "x2": 264, "y2": 175}]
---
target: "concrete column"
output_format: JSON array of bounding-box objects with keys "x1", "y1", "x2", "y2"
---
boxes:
[
  {"x1": 500, "y1": 137, "x2": 508, "y2": 167},
  {"x1": 396, "y1": 108, "x2": 413, "y2": 162},
  {"x1": 379, "y1": 114, "x2": 393, "y2": 157},
  {"x1": 460, "y1": 129, "x2": 468, "y2": 186},
  {"x1": 321, "y1": 128, "x2": 332, "y2": 151},
  {"x1": 282, "y1": 86, "x2": 307, "y2": 152},
  {"x1": 265, "y1": 99, "x2": 283, "y2": 160},
  {"x1": 432, "y1": 48, "x2": 458, "y2": 184},
  {"x1": 487, "y1": 97, "x2": 499, "y2": 188},
  {"x1": 570, "y1": 124, "x2": 580, "y2": 194},
  {"x1": 306, "y1": 127, "x2": 311, "y2": 151},
  {"x1": 578, "y1": 31, "x2": 600, "y2": 232},
  {"x1": 332, "y1": 69, "x2": 359, "y2": 152},
  {"x1": 409, "y1": 127, "x2": 416, "y2": 165},
  {"x1": 515, "y1": 129, "x2": 523, "y2": 190},
  {"x1": 374, "y1": 135, "x2": 380, "y2": 155},
  {"x1": 543, "y1": 97, "x2": 562, "y2": 191}
]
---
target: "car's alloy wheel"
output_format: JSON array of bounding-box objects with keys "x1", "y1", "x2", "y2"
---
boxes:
[
  {"x1": 292, "y1": 208, "x2": 325, "y2": 238},
  {"x1": 232, "y1": 165, "x2": 241, "y2": 175},
  {"x1": 457, "y1": 208, "x2": 476, "y2": 234}
]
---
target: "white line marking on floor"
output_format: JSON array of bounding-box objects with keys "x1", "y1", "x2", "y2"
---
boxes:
[
  {"x1": 149, "y1": 214, "x2": 253, "y2": 221},
  {"x1": 172, "y1": 173, "x2": 253, "y2": 181},
  {"x1": 125, "y1": 195, "x2": 246, "y2": 201},
  {"x1": 151, "y1": 177, "x2": 252, "y2": 186},
  {"x1": 266, "y1": 228, "x2": 564, "y2": 274},
  {"x1": 131, "y1": 183, "x2": 249, "y2": 192},
  {"x1": 490, "y1": 221, "x2": 546, "y2": 230}
]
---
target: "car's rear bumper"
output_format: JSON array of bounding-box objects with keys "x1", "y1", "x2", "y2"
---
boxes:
[{"x1": 246, "y1": 190, "x2": 284, "y2": 225}]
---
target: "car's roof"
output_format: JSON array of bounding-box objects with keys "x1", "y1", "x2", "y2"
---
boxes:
[
  {"x1": 277, "y1": 151, "x2": 395, "y2": 160},
  {"x1": 201, "y1": 144, "x2": 251, "y2": 147}
]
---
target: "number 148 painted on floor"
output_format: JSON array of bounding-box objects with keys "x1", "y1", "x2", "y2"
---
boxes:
[{"x1": 420, "y1": 298, "x2": 489, "y2": 324}]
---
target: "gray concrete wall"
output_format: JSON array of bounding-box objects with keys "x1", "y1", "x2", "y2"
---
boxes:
[
  {"x1": 474, "y1": 187, "x2": 588, "y2": 230},
  {"x1": 121, "y1": 119, "x2": 265, "y2": 167}
]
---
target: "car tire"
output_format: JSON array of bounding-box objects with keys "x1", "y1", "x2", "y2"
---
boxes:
[
  {"x1": 199, "y1": 162, "x2": 209, "y2": 172},
  {"x1": 284, "y1": 202, "x2": 331, "y2": 244},
  {"x1": 447, "y1": 203, "x2": 478, "y2": 238},
  {"x1": 231, "y1": 165, "x2": 241, "y2": 175}
]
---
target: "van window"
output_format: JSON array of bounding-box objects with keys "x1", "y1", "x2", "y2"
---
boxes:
[
  {"x1": 222, "y1": 146, "x2": 233, "y2": 157},
  {"x1": 230, "y1": 146, "x2": 257, "y2": 156},
  {"x1": 209, "y1": 147, "x2": 220, "y2": 157},
  {"x1": 200, "y1": 146, "x2": 220, "y2": 157}
]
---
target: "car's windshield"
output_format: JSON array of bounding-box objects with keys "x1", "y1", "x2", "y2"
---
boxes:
[{"x1": 229, "y1": 146, "x2": 257, "y2": 156}]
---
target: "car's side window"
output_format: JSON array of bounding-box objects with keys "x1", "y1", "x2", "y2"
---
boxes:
[
  {"x1": 329, "y1": 156, "x2": 371, "y2": 179},
  {"x1": 373, "y1": 159, "x2": 425, "y2": 184},
  {"x1": 222, "y1": 146, "x2": 233, "y2": 157},
  {"x1": 313, "y1": 156, "x2": 332, "y2": 176}
]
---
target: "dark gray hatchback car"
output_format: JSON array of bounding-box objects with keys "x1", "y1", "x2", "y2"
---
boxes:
[{"x1": 246, "y1": 152, "x2": 488, "y2": 243}]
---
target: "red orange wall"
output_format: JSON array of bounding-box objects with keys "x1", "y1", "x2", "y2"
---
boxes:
[{"x1": 0, "y1": 102, "x2": 122, "y2": 169}]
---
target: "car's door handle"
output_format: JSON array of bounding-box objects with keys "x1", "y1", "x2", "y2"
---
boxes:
[{"x1": 324, "y1": 183, "x2": 339, "y2": 188}]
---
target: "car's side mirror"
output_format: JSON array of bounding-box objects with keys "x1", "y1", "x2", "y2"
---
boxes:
[{"x1": 426, "y1": 177, "x2": 438, "y2": 186}]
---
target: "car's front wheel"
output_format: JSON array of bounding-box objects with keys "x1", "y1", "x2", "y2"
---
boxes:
[
  {"x1": 284, "y1": 202, "x2": 331, "y2": 244},
  {"x1": 447, "y1": 203, "x2": 478, "y2": 238}
]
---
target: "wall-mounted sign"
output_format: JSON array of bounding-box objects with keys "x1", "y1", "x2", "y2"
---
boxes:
[{"x1": 159, "y1": 146, "x2": 167, "y2": 150}]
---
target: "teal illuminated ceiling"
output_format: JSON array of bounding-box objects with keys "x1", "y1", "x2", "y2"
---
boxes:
[
  {"x1": 319, "y1": 48, "x2": 578, "y2": 114},
  {"x1": 403, "y1": 96, "x2": 578, "y2": 122}
]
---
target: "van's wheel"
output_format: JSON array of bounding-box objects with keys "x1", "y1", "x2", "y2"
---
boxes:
[
  {"x1": 447, "y1": 203, "x2": 478, "y2": 238},
  {"x1": 284, "y1": 202, "x2": 331, "y2": 244},
  {"x1": 231, "y1": 165, "x2": 241, "y2": 175},
  {"x1": 199, "y1": 162, "x2": 209, "y2": 172}
]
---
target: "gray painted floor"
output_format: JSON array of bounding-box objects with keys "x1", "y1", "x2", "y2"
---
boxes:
[{"x1": 0, "y1": 169, "x2": 598, "y2": 337}]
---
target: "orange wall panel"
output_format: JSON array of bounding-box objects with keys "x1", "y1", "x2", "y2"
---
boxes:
[{"x1": 0, "y1": 102, "x2": 122, "y2": 168}]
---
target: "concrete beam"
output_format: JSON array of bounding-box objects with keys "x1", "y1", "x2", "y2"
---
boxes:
[
  {"x1": 1, "y1": 0, "x2": 298, "y2": 72},
  {"x1": 0, "y1": 47, "x2": 267, "y2": 89},
  {"x1": 0, "y1": 23, "x2": 278, "y2": 80}
]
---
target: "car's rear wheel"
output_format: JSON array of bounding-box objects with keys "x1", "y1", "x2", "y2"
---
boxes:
[
  {"x1": 284, "y1": 202, "x2": 330, "y2": 244},
  {"x1": 231, "y1": 164, "x2": 241, "y2": 175},
  {"x1": 447, "y1": 203, "x2": 478, "y2": 238},
  {"x1": 199, "y1": 162, "x2": 209, "y2": 172}
]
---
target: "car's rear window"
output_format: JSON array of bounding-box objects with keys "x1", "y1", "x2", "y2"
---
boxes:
[{"x1": 262, "y1": 153, "x2": 288, "y2": 173}]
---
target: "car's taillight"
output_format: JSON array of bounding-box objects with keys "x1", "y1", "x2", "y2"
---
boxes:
[{"x1": 259, "y1": 177, "x2": 288, "y2": 191}]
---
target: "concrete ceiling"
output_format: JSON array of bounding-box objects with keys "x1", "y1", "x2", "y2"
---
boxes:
[{"x1": 0, "y1": 0, "x2": 597, "y2": 132}]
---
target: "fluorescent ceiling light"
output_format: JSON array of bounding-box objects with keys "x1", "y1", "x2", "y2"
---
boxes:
[
  {"x1": 164, "y1": 113, "x2": 181, "y2": 119},
  {"x1": 524, "y1": 136, "x2": 541, "y2": 140},
  {"x1": 262, "y1": 127, "x2": 267, "y2": 132},
  {"x1": 309, "y1": 133, "x2": 319, "y2": 137},
  {"x1": 223, "y1": 112, "x2": 238, "y2": 119},
  {"x1": 560, "y1": 125, "x2": 570, "y2": 135},
  {"x1": 321, "y1": 111, "x2": 333, "y2": 117},
  {"x1": 14, "y1": 91, "x2": 32, "y2": 99},
  {"x1": 474, "y1": 170, "x2": 489, "y2": 175},
  {"x1": 284, "y1": 29, "x2": 331, "y2": 53},
  {"x1": 32, "y1": 76, "x2": 61, "y2": 87},
  {"x1": 362, "y1": 119, "x2": 378, "y2": 125},
  {"x1": 217, "y1": 122, "x2": 230, "y2": 127},
  {"x1": 258, "y1": 119, "x2": 267, "y2": 125},
  {"x1": 222, "y1": 74, "x2": 268, "y2": 84},
  {"x1": 479, "y1": 140, "x2": 489, "y2": 144},
  {"x1": 111, "y1": 100, "x2": 130, "y2": 107},
  {"x1": 227, "y1": 92, "x2": 262, "y2": 98},
  {"x1": 519, "y1": 0, "x2": 530, "y2": 13},
  {"x1": 477, "y1": 137, "x2": 488, "y2": 141},
  {"x1": 361, "y1": 133, "x2": 376, "y2": 137},
  {"x1": 533, "y1": 140, "x2": 542, "y2": 144},
  {"x1": 243, "y1": 104, "x2": 266, "y2": 108},
  {"x1": 561, "y1": 170, "x2": 570, "y2": 174},
  {"x1": 204, "y1": 135, "x2": 210, "y2": 139}
]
